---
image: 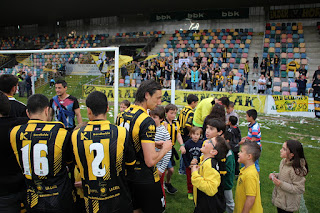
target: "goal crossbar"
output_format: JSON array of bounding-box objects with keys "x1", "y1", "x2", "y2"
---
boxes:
[{"x1": 0, "y1": 47, "x2": 120, "y2": 123}]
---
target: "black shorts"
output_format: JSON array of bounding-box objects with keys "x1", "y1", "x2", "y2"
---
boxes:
[{"x1": 128, "y1": 181, "x2": 165, "y2": 213}]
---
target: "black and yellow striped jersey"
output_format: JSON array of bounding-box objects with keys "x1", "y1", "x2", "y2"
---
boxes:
[
  {"x1": 72, "y1": 120, "x2": 136, "y2": 213},
  {"x1": 164, "y1": 118, "x2": 180, "y2": 145},
  {"x1": 117, "y1": 104, "x2": 159, "y2": 184},
  {"x1": 178, "y1": 105, "x2": 194, "y2": 141},
  {"x1": 10, "y1": 120, "x2": 73, "y2": 212}
]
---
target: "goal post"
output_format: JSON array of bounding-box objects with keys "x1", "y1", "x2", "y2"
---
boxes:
[{"x1": 0, "y1": 47, "x2": 120, "y2": 123}]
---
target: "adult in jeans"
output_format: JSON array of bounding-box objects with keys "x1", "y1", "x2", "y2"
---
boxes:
[{"x1": 258, "y1": 74, "x2": 266, "y2": 94}]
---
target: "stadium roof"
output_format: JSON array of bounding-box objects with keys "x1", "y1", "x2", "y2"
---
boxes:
[{"x1": 1, "y1": 0, "x2": 319, "y2": 26}]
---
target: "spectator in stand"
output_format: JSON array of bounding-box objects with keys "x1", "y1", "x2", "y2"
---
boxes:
[
  {"x1": 200, "y1": 65, "x2": 208, "y2": 91},
  {"x1": 216, "y1": 71, "x2": 224, "y2": 92},
  {"x1": 253, "y1": 53, "x2": 259, "y2": 76},
  {"x1": 312, "y1": 65, "x2": 320, "y2": 81},
  {"x1": 185, "y1": 67, "x2": 192, "y2": 89},
  {"x1": 207, "y1": 55, "x2": 213, "y2": 66},
  {"x1": 225, "y1": 81, "x2": 234, "y2": 94},
  {"x1": 273, "y1": 55, "x2": 280, "y2": 77},
  {"x1": 225, "y1": 63, "x2": 231, "y2": 76},
  {"x1": 244, "y1": 60, "x2": 250, "y2": 85},
  {"x1": 226, "y1": 71, "x2": 234, "y2": 85},
  {"x1": 191, "y1": 66, "x2": 199, "y2": 90},
  {"x1": 248, "y1": 80, "x2": 258, "y2": 94},
  {"x1": 236, "y1": 78, "x2": 245, "y2": 93},
  {"x1": 266, "y1": 74, "x2": 273, "y2": 95},
  {"x1": 266, "y1": 54, "x2": 273, "y2": 76},
  {"x1": 298, "y1": 65, "x2": 308, "y2": 77},
  {"x1": 260, "y1": 58, "x2": 267, "y2": 77},
  {"x1": 258, "y1": 74, "x2": 267, "y2": 94},
  {"x1": 222, "y1": 48, "x2": 227, "y2": 63},
  {"x1": 295, "y1": 75, "x2": 307, "y2": 95},
  {"x1": 165, "y1": 65, "x2": 172, "y2": 88}
]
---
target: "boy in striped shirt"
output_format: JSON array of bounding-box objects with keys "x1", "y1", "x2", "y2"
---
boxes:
[
  {"x1": 240, "y1": 109, "x2": 261, "y2": 173},
  {"x1": 150, "y1": 106, "x2": 172, "y2": 204}
]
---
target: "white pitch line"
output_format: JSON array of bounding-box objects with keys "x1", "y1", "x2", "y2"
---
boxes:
[{"x1": 262, "y1": 140, "x2": 320, "y2": 150}]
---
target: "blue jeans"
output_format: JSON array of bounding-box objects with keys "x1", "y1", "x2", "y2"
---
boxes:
[
  {"x1": 217, "y1": 83, "x2": 224, "y2": 91},
  {"x1": 274, "y1": 65, "x2": 280, "y2": 77}
]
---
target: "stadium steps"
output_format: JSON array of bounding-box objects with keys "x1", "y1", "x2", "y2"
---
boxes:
[
  {"x1": 245, "y1": 33, "x2": 264, "y2": 93},
  {"x1": 303, "y1": 26, "x2": 320, "y2": 80},
  {"x1": 148, "y1": 34, "x2": 171, "y2": 56}
]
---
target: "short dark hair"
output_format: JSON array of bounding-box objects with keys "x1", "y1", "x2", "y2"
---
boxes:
[
  {"x1": 243, "y1": 140, "x2": 261, "y2": 162},
  {"x1": 0, "y1": 74, "x2": 18, "y2": 94},
  {"x1": 206, "y1": 118, "x2": 226, "y2": 135},
  {"x1": 0, "y1": 91, "x2": 10, "y2": 116},
  {"x1": 187, "y1": 94, "x2": 198, "y2": 105},
  {"x1": 190, "y1": 126, "x2": 203, "y2": 135},
  {"x1": 246, "y1": 109, "x2": 258, "y2": 120},
  {"x1": 86, "y1": 91, "x2": 108, "y2": 116},
  {"x1": 135, "y1": 80, "x2": 162, "y2": 103},
  {"x1": 165, "y1": 104, "x2": 178, "y2": 113},
  {"x1": 218, "y1": 97, "x2": 230, "y2": 108},
  {"x1": 120, "y1": 100, "x2": 130, "y2": 108},
  {"x1": 55, "y1": 79, "x2": 67, "y2": 87},
  {"x1": 150, "y1": 106, "x2": 165, "y2": 120},
  {"x1": 27, "y1": 94, "x2": 49, "y2": 114},
  {"x1": 229, "y1": 116, "x2": 238, "y2": 126},
  {"x1": 214, "y1": 136, "x2": 230, "y2": 161}
]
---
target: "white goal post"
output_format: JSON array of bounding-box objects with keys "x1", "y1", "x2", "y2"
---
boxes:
[{"x1": 0, "y1": 47, "x2": 120, "y2": 123}]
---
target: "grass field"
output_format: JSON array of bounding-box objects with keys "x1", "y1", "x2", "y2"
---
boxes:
[{"x1": 17, "y1": 76, "x2": 320, "y2": 213}]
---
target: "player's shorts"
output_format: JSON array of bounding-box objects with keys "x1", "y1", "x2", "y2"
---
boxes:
[
  {"x1": 253, "y1": 63, "x2": 258, "y2": 69},
  {"x1": 129, "y1": 181, "x2": 165, "y2": 213},
  {"x1": 167, "y1": 158, "x2": 174, "y2": 169}
]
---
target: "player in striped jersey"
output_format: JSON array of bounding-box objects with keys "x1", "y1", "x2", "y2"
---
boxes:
[
  {"x1": 177, "y1": 94, "x2": 198, "y2": 175},
  {"x1": 10, "y1": 94, "x2": 73, "y2": 212},
  {"x1": 117, "y1": 80, "x2": 172, "y2": 213},
  {"x1": 72, "y1": 91, "x2": 136, "y2": 213}
]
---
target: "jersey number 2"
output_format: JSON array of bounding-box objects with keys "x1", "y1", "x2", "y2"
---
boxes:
[{"x1": 21, "y1": 144, "x2": 49, "y2": 176}]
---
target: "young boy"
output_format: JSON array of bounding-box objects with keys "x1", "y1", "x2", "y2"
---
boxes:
[
  {"x1": 120, "y1": 99, "x2": 130, "y2": 112},
  {"x1": 191, "y1": 136, "x2": 229, "y2": 213},
  {"x1": 225, "y1": 101, "x2": 239, "y2": 126},
  {"x1": 182, "y1": 127, "x2": 203, "y2": 200},
  {"x1": 150, "y1": 106, "x2": 172, "y2": 203},
  {"x1": 178, "y1": 94, "x2": 199, "y2": 174},
  {"x1": 226, "y1": 116, "x2": 241, "y2": 176},
  {"x1": 164, "y1": 104, "x2": 186, "y2": 194},
  {"x1": 234, "y1": 141, "x2": 263, "y2": 213},
  {"x1": 240, "y1": 109, "x2": 261, "y2": 173}
]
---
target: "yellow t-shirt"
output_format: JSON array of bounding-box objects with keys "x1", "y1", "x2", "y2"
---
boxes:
[
  {"x1": 234, "y1": 164, "x2": 263, "y2": 213},
  {"x1": 192, "y1": 97, "x2": 215, "y2": 127}
]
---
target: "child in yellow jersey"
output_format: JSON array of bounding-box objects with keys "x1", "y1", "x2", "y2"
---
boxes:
[
  {"x1": 191, "y1": 136, "x2": 230, "y2": 213},
  {"x1": 234, "y1": 140, "x2": 263, "y2": 213}
]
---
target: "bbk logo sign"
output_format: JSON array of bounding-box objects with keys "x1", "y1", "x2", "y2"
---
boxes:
[
  {"x1": 156, "y1": 15, "x2": 171, "y2": 21},
  {"x1": 222, "y1": 11, "x2": 240, "y2": 17},
  {"x1": 187, "y1": 13, "x2": 205, "y2": 19}
]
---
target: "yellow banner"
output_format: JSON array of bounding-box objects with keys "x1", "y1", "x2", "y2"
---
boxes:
[
  {"x1": 272, "y1": 95, "x2": 308, "y2": 112},
  {"x1": 83, "y1": 85, "x2": 266, "y2": 113}
]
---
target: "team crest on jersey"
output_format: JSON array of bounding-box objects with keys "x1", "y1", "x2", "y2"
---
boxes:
[
  {"x1": 36, "y1": 128, "x2": 42, "y2": 131},
  {"x1": 94, "y1": 127, "x2": 99, "y2": 131}
]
